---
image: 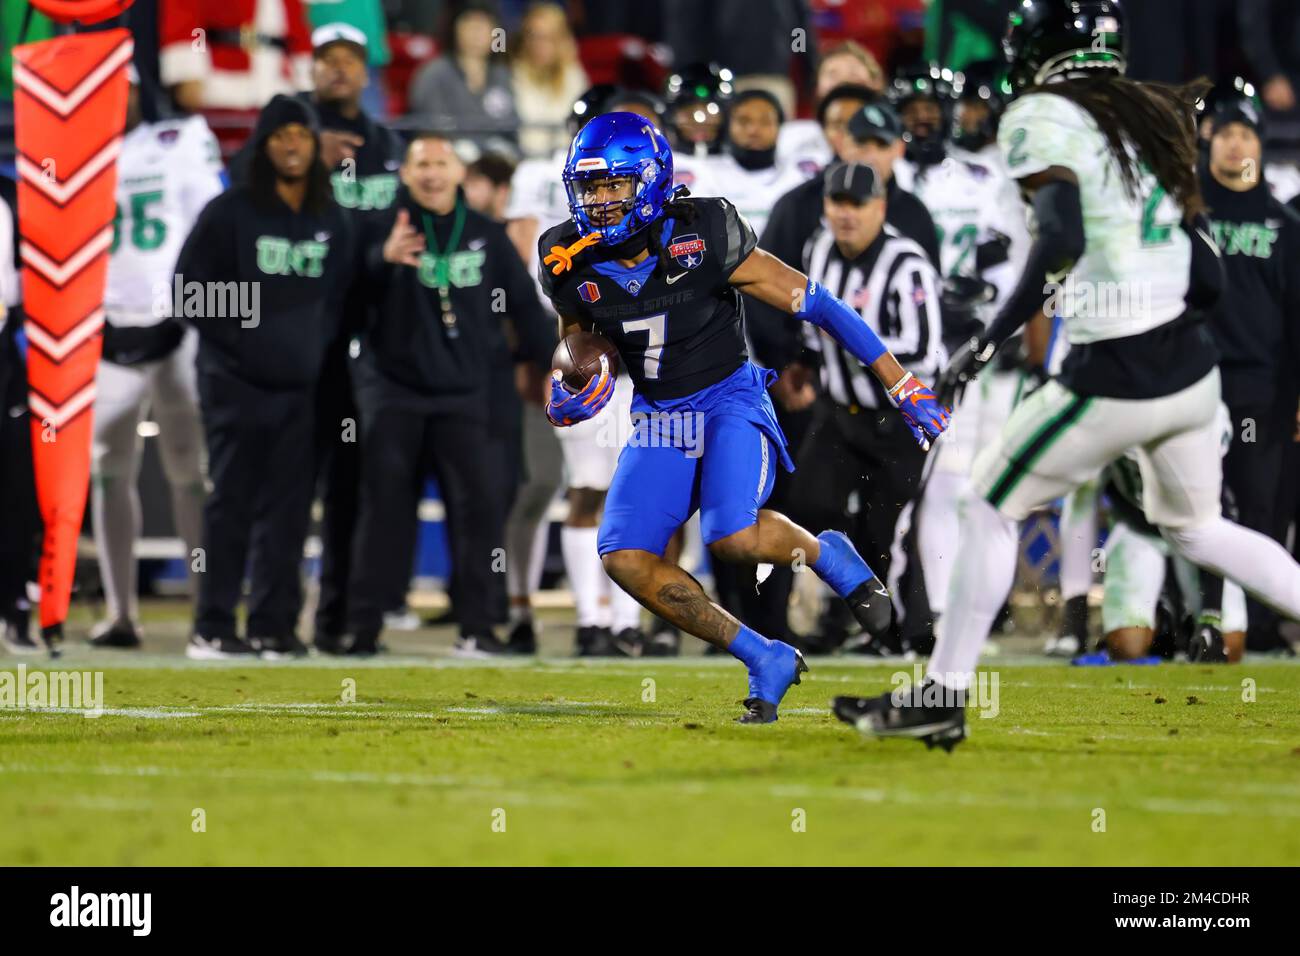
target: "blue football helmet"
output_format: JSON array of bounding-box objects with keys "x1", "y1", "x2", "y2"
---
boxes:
[{"x1": 563, "y1": 111, "x2": 675, "y2": 245}]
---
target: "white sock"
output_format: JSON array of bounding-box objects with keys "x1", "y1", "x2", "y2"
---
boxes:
[
  {"x1": 1164, "y1": 517, "x2": 1300, "y2": 620},
  {"x1": 917, "y1": 471, "x2": 965, "y2": 616},
  {"x1": 1058, "y1": 482, "x2": 1099, "y2": 600},
  {"x1": 928, "y1": 495, "x2": 1018, "y2": 691},
  {"x1": 562, "y1": 527, "x2": 605, "y2": 628},
  {"x1": 610, "y1": 579, "x2": 643, "y2": 632}
]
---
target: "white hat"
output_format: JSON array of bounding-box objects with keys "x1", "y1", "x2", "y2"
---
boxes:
[{"x1": 311, "y1": 22, "x2": 368, "y2": 56}]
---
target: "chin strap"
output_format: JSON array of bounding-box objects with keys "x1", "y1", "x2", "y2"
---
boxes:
[{"x1": 544, "y1": 231, "x2": 604, "y2": 275}]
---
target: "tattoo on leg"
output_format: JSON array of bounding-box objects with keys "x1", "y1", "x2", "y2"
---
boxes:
[{"x1": 655, "y1": 582, "x2": 738, "y2": 645}]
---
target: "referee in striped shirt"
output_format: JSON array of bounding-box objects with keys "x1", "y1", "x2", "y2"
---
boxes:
[{"x1": 786, "y1": 161, "x2": 947, "y2": 653}]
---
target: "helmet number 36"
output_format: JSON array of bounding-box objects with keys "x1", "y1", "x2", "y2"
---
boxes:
[{"x1": 622, "y1": 313, "x2": 666, "y2": 379}]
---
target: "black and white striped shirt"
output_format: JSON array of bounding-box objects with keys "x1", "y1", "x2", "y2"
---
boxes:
[{"x1": 801, "y1": 224, "x2": 946, "y2": 410}]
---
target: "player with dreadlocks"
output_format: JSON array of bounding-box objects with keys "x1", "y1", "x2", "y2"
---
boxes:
[
  {"x1": 833, "y1": 0, "x2": 1300, "y2": 749},
  {"x1": 537, "y1": 111, "x2": 951, "y2": 723}
]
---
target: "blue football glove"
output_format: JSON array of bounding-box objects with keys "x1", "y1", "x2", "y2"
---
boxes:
[
  {"x1": 546, "y1": 355, "x2": 614, "y2": 426},
  {"x1": 887, "y1": 371, "x2": 950, "y2": 450}
]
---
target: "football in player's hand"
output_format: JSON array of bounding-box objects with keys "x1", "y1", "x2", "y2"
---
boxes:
[{"x1": 552, "y1": 331, "x2": 620, "y2": 391}]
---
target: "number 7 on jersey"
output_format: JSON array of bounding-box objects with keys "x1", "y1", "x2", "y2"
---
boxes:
[{"x1": 622, "y1": 313, "x2": 666, "y2": 380}]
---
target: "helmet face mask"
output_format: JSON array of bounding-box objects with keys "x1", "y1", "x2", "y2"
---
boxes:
[
  {"x1": 569, "y1": 173, "x2": 638, "y2": 230},
  {"x1": 563, "y1": 112, "x2": 675, "y2": 244}
]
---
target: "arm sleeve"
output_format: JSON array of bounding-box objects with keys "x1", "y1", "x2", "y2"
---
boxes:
[{"x1": 981, "y1": 179, "x2": 1086, "y2": 351}]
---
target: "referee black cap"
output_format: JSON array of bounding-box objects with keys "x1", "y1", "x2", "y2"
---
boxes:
[{"x1": 824, "y1": 161, "x2": 885, "y2": 203}]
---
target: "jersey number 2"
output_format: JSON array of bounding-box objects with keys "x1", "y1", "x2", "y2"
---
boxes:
[
  {"x1": 1140, "y1": 184, "x2": 1178, "y2": 246},
  {"x1": 622, "y1": 313, "x2": 666, "y2": 379}
]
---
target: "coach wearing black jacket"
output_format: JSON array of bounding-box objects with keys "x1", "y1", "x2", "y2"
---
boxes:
[
  {"x1": 348, "y1": 133, "x2": 553, "y2": 656},
  {"x1": 177, "y1": 95, "x2": 355, "y2": 659},
  {"x1": 1202, "y1": 99, "x2": 1300, "y2": 651}
]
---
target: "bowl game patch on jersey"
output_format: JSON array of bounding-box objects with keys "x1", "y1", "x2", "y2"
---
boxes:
[
  {"x1": 578, "y1": 280, "x2": 601, "y2": 303},
  {"x1": 669, "y1": 234, "x2": 706, "y2": 269}
]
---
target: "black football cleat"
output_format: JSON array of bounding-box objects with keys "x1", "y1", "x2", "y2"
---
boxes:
[
  {"x1": 88, "y1": 619, "x2": 142, "y2": 650},
  {"x1": 736, "y1": 644, "x2": 808, "y2": 724},
  {"x1": 346, "y1": 630, "x2": 388, "y2": 657},
  {"x1": 738, "y1": 698, "x2": 779, "y2": 724},
  {"x1": 612, "y1": 627, "x2": 645, "y2": 657},
  {"x1": 251, "y1": 634, "x2": 310, "y2": 659},
  {"x1": 41, "y1": 623, "x2": 64, "y2": 660},
  {"x1": 846, "y1": 576, "x2": 893, "y2": 639},
  {"x1": 186, "y1": 633, "x2": 258, "y2": 660},
  {"x1": 642, "y1": 625, "x2": 680, "y2": 657},
  {"x1": 312, "y1": 631, "x2": 349, "y2": 656},
  {"x1": 506, "y1": 618, "x2": 537, "y2": 655},
  {"x1": 1187, "y1": 622, "x2": 1228, "y2": 663},
  {"x1": 575, "y1": 625, "x2": 617, "y2": 657},
  {"x1": 452, "y1": 631, "x2": 510, "y2": 658},
  {"x1": 833, "y1": 681, "x2": 967, "y2": 752},
  {"x1": 1, "y1": 614, "x2": 40, "y2": 656}
]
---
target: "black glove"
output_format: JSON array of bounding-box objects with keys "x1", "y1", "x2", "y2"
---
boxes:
[
  {"x1": 1018, "y1": 362, "x2": 1049, "y2": 400},
  {"x1": 936, "y1": 335, "x2": 996, "y2": 408}
]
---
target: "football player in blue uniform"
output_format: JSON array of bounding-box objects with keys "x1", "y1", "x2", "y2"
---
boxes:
[{"x1": 539, "y1": 112, "x2": 950, "y2": 723}]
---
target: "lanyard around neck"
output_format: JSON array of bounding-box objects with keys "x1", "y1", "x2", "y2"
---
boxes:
[{"x1": 420, "y1": 199, "x2": 466, "y2": 275}]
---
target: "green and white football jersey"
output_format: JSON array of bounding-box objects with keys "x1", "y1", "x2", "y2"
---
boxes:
[{"x1": 998, "y1": 91, "x2": 1190, "y2": 344}]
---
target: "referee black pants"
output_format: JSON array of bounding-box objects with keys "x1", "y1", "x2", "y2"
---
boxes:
[
  {"x1": 788, "y1": 398, "x2": 926, "y2": 589},
  {"x1": 348, "y1": 403, "x2": 501, "y2": 639},
  {"x1": 312, "y1": 344, "x2": 362, "y2": 639},
  {"x1": 194, "y1": 373, "x2": 316, "y2": 639}
]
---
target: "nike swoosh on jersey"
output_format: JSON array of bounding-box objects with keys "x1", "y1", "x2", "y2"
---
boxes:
[{"x1": 666, "y1": 272, "x2": 688, "y2": 284}]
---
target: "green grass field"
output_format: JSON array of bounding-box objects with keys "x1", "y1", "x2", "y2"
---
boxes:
[{"x1": 4, "y1": 609, "x2": 1299, "y2": 866}]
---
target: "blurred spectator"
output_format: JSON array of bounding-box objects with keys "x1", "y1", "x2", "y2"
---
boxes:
[
  {"x1": 408, "y1": 1, "x2": 519, "y2": 156},
  {"x1": 1238, "y1": 0, "x2": 1300, "y2": 115},
  {"x1": 661, "y1": 0, "x2": 815, "y2": 117},
  {"x1": 464, "y1": 153, "x2": 517, "y2": 219},
  {"x1": 176, "y1": 95, "x2": 355, "y2": 660},
  {"x1": 778, "y1": 40, "x2": 886, "y2": 170},
  {"x1": 511, "y1": 3, "x2": 589, "y2": 158},
  {"x1": 302, "y1": 0, "x2": 393, "y2": 118}
]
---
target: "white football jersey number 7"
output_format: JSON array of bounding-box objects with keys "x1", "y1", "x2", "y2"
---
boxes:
[{"x1": 622, "y1": 313, "x2": 666, "y2": 379}]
